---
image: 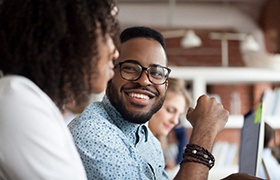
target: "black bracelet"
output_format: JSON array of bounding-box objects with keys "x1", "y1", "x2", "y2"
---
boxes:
[{"x1": 180, "y1": 144, "x2": 215, "y2": 169}]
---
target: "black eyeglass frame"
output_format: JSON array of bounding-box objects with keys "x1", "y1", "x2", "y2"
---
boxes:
[{"x1": 116, "y1": 60, "x2": 171, "y2": 85}]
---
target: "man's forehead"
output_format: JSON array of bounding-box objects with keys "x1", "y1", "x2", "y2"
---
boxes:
[{"x1": 116, "y1": 38, "x2": 167, "y2": 66}]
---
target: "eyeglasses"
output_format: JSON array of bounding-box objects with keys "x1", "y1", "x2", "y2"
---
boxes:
[{"x1": 116, "y1": 60, "x2": 171, "y2": 85}]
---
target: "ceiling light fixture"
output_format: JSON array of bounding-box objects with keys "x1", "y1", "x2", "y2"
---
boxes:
[
  {"x1": 240, "y1": 34, "x2": 260, "y2": 52},
  {"x1": 181, "y1": 30, "x2": 202, "y2": 49},
  {"x1": 209, "y1": 32, "x2": 259, "y2": 67}
]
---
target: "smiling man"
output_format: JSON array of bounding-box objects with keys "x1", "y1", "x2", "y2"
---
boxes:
[
  {"x1": 68, "y1": 26, "x2": 229, "y2": 180},
  {"x1": 69, "y1": 26, "x2": 170, "y2": 179},
  {"x1": 107, "y1": 38, "x2": 170, "y2": 124}
]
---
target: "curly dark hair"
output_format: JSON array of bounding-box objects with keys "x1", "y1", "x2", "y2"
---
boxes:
[{"x1": 0, "y1": 0, "x2": 120, "y2": 109}]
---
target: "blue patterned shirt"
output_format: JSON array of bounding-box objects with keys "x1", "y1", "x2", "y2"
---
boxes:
[{"x1": 68, "y1": 96, "x2": 169, "y2": 180}]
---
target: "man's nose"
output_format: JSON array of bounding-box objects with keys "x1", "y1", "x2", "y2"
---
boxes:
[{"x1": 134, "y1": 71, "x2": 152, "y2": 86}]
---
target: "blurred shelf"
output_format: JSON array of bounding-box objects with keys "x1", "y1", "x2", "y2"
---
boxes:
[
  {"x1": 185, "y1": 114, "x2": 280, "y2": 129},
  {"x1": 185, "y1": 115, "x2": 244, "y2": 129},
  {"x1": 170, "y1": 67, "x2": 280, "y2": 129},
  {"x1": 169, "y1": 66, "x2": 280, "y2": 103},
  {"x1": 169, "y1": 66, "x2": 280, "y2": 84}
]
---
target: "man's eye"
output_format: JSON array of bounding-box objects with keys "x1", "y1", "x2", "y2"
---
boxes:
[
  {"x1": 122, "y1": 66, "x2": 138, "y2": 72},
  {"x1": 150, "y1": 71, "x2": 163, "y2": 76},
  {"x1": 150, "y1": 70, "x2": 164, "y2": 79}
]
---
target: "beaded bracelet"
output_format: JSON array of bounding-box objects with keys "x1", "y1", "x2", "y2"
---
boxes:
[{"x1": 180, "y1": 144, "x2": 215, "y2": 169}]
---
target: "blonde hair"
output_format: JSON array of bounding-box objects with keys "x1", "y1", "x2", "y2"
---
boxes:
[{"x1": 167, "y1": 78, "x2": 193, "y2": 109}]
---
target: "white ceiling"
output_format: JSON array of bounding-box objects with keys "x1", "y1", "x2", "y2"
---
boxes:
[
  {"x1": 117, "y1": 0, "x2": 275, "y2": 68},
  {"x1": 117, "y1": 0, "x2": 266, "y2": 33}
]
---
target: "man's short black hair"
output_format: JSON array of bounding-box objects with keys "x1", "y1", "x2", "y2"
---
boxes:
[{"x1": 120, "y1": 26, "x2": 165, "y2": 49}]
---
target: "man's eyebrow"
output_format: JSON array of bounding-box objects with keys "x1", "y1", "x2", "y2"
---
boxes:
[
  {"x1": 150, "y1": 63, "x2": 166, "y2": 67},
  {"x1": 122, "y1": 59, "x2": 140, "y2": 64}
]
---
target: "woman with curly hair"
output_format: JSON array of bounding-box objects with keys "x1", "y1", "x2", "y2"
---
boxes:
[{"x1": 0, "y1": 0, "x2": 120, "y2": 179}]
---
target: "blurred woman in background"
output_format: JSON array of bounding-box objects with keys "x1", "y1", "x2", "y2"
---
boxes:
[{"x1": 148, "y1": 77, "x2": 193, "y2": 178}]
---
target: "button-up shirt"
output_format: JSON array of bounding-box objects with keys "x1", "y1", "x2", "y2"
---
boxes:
[{"x1": 68, "y1": 96, "x2": 169, "y2": 180}]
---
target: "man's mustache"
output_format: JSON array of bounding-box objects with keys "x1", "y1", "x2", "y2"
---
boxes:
[{"x1": 121, "y1": 84, "x2": 158, "y2": 96}]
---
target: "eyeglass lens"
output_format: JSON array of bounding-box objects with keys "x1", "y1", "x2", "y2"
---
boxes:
[{"x1": 120, "y1": 62, "x2": 170, "y2": 84}]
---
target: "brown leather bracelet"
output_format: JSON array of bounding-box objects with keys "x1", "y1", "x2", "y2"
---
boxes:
[{"x1": 180, "y1": 144, "x2": 215, "y2": 169}]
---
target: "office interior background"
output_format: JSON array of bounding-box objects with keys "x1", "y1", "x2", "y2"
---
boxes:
[{"x1": 117, "y1": 0, "x2": 280, "y2": 178}]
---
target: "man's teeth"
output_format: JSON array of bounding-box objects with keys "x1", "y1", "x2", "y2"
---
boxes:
[{"x1": 129, "y1": 93, "x2": 149, "y2": 100}]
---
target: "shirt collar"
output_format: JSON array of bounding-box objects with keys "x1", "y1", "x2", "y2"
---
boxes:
[{"x1": 101, "y1": 96, "x2": 149, "y2": 145}]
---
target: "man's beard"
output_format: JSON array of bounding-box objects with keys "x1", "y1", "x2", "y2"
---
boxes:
[{"x1": 106, "y1": 80, "x2": 165, "y2": 124}]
